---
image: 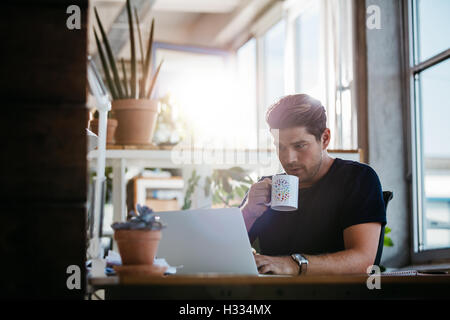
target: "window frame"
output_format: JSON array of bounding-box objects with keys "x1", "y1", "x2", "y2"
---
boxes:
[
  {"x1": 236, "y1": 0, "x2": 358, "y2": 153},
  {"x1": 403, "y1": 0, "x2": 450, "y2": 263}
]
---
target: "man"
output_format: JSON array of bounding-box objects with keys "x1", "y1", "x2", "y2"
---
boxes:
[{"x1": 240, "y1": 94, "x2": 386, "y2": 276}]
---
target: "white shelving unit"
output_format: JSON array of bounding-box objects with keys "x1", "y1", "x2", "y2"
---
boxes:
[
  {"x1": 87, "y1": 148, "x2": 281, "y2": 225},
  {"x1": 87, "y1": 148, "x2": 360, "y2": 227}
]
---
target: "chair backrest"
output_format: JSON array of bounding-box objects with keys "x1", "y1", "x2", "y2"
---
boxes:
[{"x1": 373, "y1": 191, "x2": 393, "y2": 266}]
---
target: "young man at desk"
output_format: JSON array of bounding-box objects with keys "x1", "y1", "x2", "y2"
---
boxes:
[{"x1": 240, "y1": 94, "x2": 386, "y2": 276}]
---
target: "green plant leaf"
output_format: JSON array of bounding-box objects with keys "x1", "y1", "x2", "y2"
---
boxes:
[
  {"x1": 94, "y1": 7, "x2": 124, "y2": 98},
  {"x1": 385, "y1": 226, "x2": 391, "y2": 235},
  {"x1": 134, "y1": 7, "x2": 145, "y2": 73},
  {"x1": 221, "y1": 176, "x2": 232, "y2": 194},
  {"x1": 183, "y1": 170, "x2": 200, "y2": 210},
  {"x1": 227, "y1": 167, "x2": 249, "y2": 181},
  {"x1": 146, "y1": 59, "x2": 163, "y2": 99},
  {"x1": 212, "y1": 192, "x2": 222, "y2": 205},
  {"x1": 142, "y1": 18, "x2": 155, "y2": 94},
  {"x1": 93, "y1": 28, "x2": 117, "y2": 100},
  {"x1": 384, "y1": 236, "x2": 394, "y2": 247},
  {"x1": 121, "y1": 58, "x2": 129, "y2": 98},
  {"x1": 204, "y1": 176, "x2": 212, "y2": 197},
  {"x1": 242, "y1": 177, "x2": 255, "y2": 185},
  {"x1": 134, "y1": 6, "x2": 146, "y2": 97},
  {"x1": 235, "y1": 185, "x2": 246, "y2": 198},
  {"x1": 125, "y1": 0, "x2": 137, "y2": 98}
]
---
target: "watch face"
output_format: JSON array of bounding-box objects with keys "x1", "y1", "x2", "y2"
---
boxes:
[{"x1": 292, "y1": 254, "x2": 301, "y2": 264}]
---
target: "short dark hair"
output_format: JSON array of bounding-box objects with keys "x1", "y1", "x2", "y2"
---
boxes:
[{"x1": 266, "y1": 94, "x2": 327, "y2": 141}]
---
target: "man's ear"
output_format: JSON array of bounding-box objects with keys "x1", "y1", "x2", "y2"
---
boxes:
[{"x1": 321, "y1": 128, "x2": 331, "y2": 149}]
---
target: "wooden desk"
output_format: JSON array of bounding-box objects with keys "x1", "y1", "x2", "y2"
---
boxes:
[{"x1": 89, "y1": 274, "x2": 450, "y2": 300}]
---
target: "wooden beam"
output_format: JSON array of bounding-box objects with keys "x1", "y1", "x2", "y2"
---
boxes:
[{"x1": 353, "y1": 0, "x2": 369, "y2": 163}]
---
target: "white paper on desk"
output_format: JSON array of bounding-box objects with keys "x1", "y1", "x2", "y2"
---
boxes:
[
  {"x1": 105, "y1": 250, "x2": 179, "y2": 274},
  {"x1": 106, "y1": 250, "x2": 122, "y2": 265},
  {"x1": 153, "y1": 258, "x2": 178, "y2": 274}
]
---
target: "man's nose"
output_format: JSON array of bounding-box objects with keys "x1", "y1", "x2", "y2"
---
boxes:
[{"x1": 286, "y1": 148, "x2": 298, "y2": 163}]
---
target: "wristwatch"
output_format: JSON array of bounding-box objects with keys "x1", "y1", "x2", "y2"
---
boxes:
[{"x1": 291, "y1": 253, "x2": 308, "y2": 275}]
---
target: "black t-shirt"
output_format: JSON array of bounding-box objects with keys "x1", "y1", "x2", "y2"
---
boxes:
[{"x1": 243, "y1": 158, "x2": 387, "y2": 256}]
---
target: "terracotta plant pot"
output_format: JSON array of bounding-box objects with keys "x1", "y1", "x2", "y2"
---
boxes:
[
  {"x1": 112, "y1": 99, "x2": 159, "y2": 145},
  {"x1": 114, "y1": 229, "x2": 161, "y2": 265},
  {"x1": 89, "y1": 118, "x2": 118, "y2": 145}
]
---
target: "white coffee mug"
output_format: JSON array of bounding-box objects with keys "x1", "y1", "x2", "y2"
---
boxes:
[{"x1": 266, "y1": 174, "x2": 299, "y2": 211}]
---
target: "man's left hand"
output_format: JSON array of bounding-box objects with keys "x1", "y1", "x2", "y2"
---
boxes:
[{"x1": 254, "y1": 254, "x2": 299, "y2": 275}]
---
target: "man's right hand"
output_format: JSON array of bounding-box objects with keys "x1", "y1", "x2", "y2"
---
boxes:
[{"x1": 242, "y1": 177, "x2": 272, "y2": 220}]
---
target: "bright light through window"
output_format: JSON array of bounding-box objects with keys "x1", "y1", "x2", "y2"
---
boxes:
[
  {"x1": 263, "y1": 20, "x2": 285, "y2": 108},
  {"x1": 236, "y1": 39, "x2": 258, "y2": 149},
  {"x1": 295, "y1": 5, "x2": 321, "y2": 99},
  {"x1": 155, "y1": 48, "x2": 256, "y2": 149}
]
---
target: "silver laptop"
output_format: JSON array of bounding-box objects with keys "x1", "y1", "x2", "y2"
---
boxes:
[{"x1": 152, "y1": 207, "x2": 259, "y2": 275}]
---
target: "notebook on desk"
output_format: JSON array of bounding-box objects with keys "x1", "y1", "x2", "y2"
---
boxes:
[{"x1": 152, "y1": 207, "x2": 260, "y2": 275}]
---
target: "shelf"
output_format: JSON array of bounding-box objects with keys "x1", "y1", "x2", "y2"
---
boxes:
[{"x1": 87, "y1": 148, "x2": 279, "y2": 169}]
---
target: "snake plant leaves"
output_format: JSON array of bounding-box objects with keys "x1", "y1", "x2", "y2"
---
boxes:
[
  {"x1": 121, "y1": 58, "x2": 129, "y2": 98},
  {"x1": 125, "y1": 0, "x2": 137, "y2": 99},
  {"x1": 146, "y1": 59, "x2": 164, "y2": 99},
  {"x1": 94, "y1": 27, "x2": 117, "y2": 100},
  {"x1": 134, "y1": 6, "x2": 146, "y2": 82},
  {"x1": 142, "y1": 18, "x2": 154, "y2": 94},
  {"x1": 94, "y1": 6, "x2": 124, "y2": 98}
]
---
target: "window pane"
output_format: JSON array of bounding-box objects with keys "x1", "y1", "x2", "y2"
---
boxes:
[
  {"x1": 155, "y1": 48, "x2": 254, "y2": 149},
  {"x1": 415, "y1": 0, "x2": 450, "y2": 62},
  {"x1": 419, "y1": 58, "x2": 450, "y2": 250},
  {"x1": 295, "y1": 6, "x2": 320, "y2": 96},
  {"x1": 236, "y1": 39, "x2": 258, "y2": 149},
  {"x1": 263, "y1": 20, "x2": 285, "y2": 107}
]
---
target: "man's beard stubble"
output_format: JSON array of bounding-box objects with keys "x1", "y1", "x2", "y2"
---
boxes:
[{"x1": 286, "y1": 151, "x2": 323, "y2": 184}]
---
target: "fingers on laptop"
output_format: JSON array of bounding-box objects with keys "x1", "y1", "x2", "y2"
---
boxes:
[{"x1": 254, "y1": 255, "x2": 271, "y2": 274}]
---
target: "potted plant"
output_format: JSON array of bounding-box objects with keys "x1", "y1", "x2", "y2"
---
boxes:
[
  {"x1": 89, "y1": 110, "x2": 118, "y2": 145},
  {"x1": 204, "y1": 167, "x2": 255, "y2": 208},
  {"x1": 111, "y1": 204, "x2": 166, "y2": 267},
  {"x1": 94, "y1": 0, "x2": 164, "y2": 145}
]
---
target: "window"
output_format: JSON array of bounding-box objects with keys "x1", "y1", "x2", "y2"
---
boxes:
[
  {"x1": 263, "y1": 20, "x2": 286, "y2": 109},
  {"x1": 236, "y1": 0, "x2": 357, "y2": 152},
  {"x1": 154, "y1": 44, "x2": 257, "y2": 149},
  {"x1": 294, "y1": 3, "x2": 321, "y2": 99},
  {"x1": 414, "y1": 0, "x2": 450, "y2": 62},
  {"x1": 408, "y1": 0, "x2": 450, "y2": 258},
  {"x1": 236, "y1": 39, "x2": 258, "y2": 149}
]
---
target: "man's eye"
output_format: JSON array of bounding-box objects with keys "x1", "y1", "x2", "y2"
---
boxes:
[{"x1": 295, "y1": 144, "x2": 306, "y2": 149}]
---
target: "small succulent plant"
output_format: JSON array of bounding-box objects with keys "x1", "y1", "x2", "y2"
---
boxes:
[{"x1": 111, "y1": 204, "x2": 166, "y2": 231}]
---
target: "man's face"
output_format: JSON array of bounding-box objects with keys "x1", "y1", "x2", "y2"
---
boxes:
[{"x1": 271, "y1": 126, "x2": 326, "y2": 184}]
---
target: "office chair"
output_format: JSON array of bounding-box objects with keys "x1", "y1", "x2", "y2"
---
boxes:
[{"x1": 373, "y1": 191, "x2": 394, "y2": 266}]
